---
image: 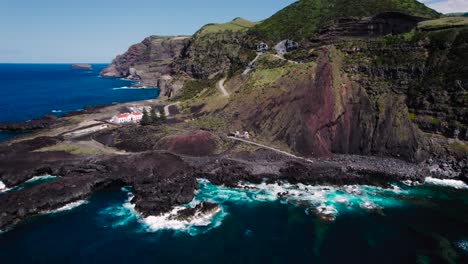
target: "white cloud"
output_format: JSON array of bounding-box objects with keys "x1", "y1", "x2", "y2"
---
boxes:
[{"x1": 419, "y1": 0, "x2": 468, "y2": 14}]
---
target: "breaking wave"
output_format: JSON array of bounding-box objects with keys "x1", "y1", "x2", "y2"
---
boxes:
[
  {"x1": 8, "y1": 175, "x2": 57, "y2": 192},
  {"x1": 97, "y1": 178, "x2": 468, "y2": 236},
  {"x1": 43, "y1": 200, "x2": 89, "y2": 214},
  {"x1": 195, "y1": 180, "x2": 406, "y2": 221},
  {"x1": 99, "y1": 187, "x2": 226, "y2": 236},
  {"x1": 458, "y1": 240, "x2": 468, "y2": 253},
  {"x1": 51, "y1": 110, "x2": 62, "y2": 113},
  {"x1": 425, "y1": 177, "x2": 468, "y2": 189},
  {"x1": 0, "y1": 180, "x2": 10, "y2": 193},
  {"x1": 98, "y1": 189, "x2": 137, "y2": 228}
]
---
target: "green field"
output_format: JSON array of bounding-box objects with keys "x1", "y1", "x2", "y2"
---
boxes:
[
  {"x1": 197, "y1": 18, "x2": 257, "y2": 36},
  {"x1": 418, "y1": 17, "x2": 468, "y2": 30}
]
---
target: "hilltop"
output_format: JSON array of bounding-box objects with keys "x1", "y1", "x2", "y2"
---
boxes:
[
  {"x1": 249, "y1": 0, "x2": 440, "y2": 41},
  {"x1": 196, "y1": 17, "x2": 258, "y2": 36}
]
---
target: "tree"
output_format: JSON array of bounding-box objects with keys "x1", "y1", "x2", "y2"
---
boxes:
[
  {"x1": 141, "y1": 108, "x2": 151, "y2": 126},
  {"x1": 150, "y1": 106, "x2": 158, "y2": 123},
  {"x1": 159, "y1": 108, "x2": 166, "y2": 121}
]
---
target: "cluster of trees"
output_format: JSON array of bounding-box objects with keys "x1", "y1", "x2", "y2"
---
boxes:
[{"x1": 141, "y1": 106, "x2": 166, "y2": 126}]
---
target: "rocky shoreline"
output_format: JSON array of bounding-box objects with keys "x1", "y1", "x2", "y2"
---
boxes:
[{"x1": 0, "y1": 115, "x2": 461, "y2": 231}]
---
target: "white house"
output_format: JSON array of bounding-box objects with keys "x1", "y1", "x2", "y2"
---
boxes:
[{"x1": 111, "y1": 112, "x2": 143, "y2": 124}]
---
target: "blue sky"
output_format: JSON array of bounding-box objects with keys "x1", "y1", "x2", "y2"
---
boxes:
[{"x1": 0, "y1": 0, "x2": 465, "y2": 63}]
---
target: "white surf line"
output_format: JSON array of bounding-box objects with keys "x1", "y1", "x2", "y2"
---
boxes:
[
  {"x1": 227, "y1": 136, "x2": 313, "y2": 163},
  {"x1": 164, "y1": 102, "x2": 181, "y2": 117},
  {"x1": 425, "y1": 177, "x2": 468, "y2": 189},
  {"x1": 217, "y1": 78, "x2": 229, "y2": 97},
  {"x1": 0, "y1": 180, "x2": 10, "y2": 193}
]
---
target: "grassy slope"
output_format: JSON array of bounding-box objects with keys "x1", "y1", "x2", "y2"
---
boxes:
[
  {"x1": 197, "y1": 18, "x2": 258, "y2": 36},
  {"x1": 418, "y1": 17, "x2": 468, "y2": 30},
  {"x1": 249, "y1": 0, "x2": 440, "y2": 42}
]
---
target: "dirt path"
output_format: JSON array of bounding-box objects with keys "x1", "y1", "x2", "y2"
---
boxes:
[
  {"x1": 228, "y1": 136, "x2": 313, "y2": 163},
  {"x1": 217, "y1": 78, "x2": 229, "y2": 97},
  {"x1": 242, "y1": 52, "x2": 262, "y2": 75},
  {"x1": 164, "y1": 102, "x2": 181, "y2": 117}
]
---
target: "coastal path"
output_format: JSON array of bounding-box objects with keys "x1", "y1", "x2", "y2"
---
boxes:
[
  {"x1": 242, "y1": 52, "x2": 262, "y2": 75},
  {"x1": 217, "y1": 78, "x2": 229, "y2": 97},
  {"x1": 227, "y1": 136, "x2": 313, "y2": 163},
  {"x1": 164, "y1": 102, "x2": 181, "y2": 117}
]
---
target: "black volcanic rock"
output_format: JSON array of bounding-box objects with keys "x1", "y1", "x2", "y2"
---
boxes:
[
  {"x1": 0, "y1": 115, "x2": 57, "y2": 132},
  {"x1": 169, "y1": 202, "x2": 220, "y2": 222}
]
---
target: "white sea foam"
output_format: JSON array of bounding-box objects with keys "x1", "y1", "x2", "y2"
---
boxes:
[
  {"x1": 0, "y1": 181, "x2": 10, "y2": 193},
  {"x1": 99, "y1": 191, "x2": 137, "y2": 228},
  {"x1": 25, "y1": 175, "x2": 57, "y2": 183},
  {"x1": 102, "y1": 179, "x2": 413, "y2": 235},
  {"x1": 51, "y1": 110, "x2": 62, "y2": 113},
  {"x1": 140, "y1": 206, "x2": 224, "y2": 236},
  {"x1": 112, "y1": 86, "x2": 157, "y2": 90},
  {"x1": 200, "y1": 180, "x2": 404, "y2": 221},
  {"x1": 425, "y1": 177, "x2": 468, "y2": 189},
  {"x1": 457, "y1": 240, "x2": 468, "y2": 253},
  {"x1": 44, "y1": 200, "x2": 88, "y2": 214},
  {"x1": 102, "y1": 188, "x2": 225, "y2": 235}
]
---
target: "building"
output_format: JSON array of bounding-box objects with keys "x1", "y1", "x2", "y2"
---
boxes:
[
  {"x1": 274, "y1": 39, "x2": 299, "y2": 55},
  {"x1": 110, "y1": 112, "x2": 143, "y2": 124},
  {"x1": 229, "y1": 131, "x2": 251, "y2": 140}
]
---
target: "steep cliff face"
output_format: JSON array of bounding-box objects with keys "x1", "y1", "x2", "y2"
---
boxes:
[
  {"x1": 101, "y1": 18, "x2": 257, "y2": 97},
  {"x1": 174, "y1": 30, "x2": 254, "y2": 79},
  {"x1": 196, "y1": 47, "x2": 422, "y2": 161},
  {"x1": 341, "y1": 28, "x2": 468, "y2": 141},
  {"x1": 100, "y1": 36, "x2": 190, "y2": 96}
]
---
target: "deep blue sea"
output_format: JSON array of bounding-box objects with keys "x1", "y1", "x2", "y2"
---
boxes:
[
  {"x1": 0, "y1": 64, "x2": 467, "y2": 263},
  {"x1": 0, "y1": 64, "x2": 158, "y2": 141}
]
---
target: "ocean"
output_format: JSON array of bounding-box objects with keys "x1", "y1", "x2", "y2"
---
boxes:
[
  {"x1": 0, "y1": 64, "x2": 467, "y2": 263},
  {"x1": 0, "y1": 64, "x2": 158, "y2": 141}
]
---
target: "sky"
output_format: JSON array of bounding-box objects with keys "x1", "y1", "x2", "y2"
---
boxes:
[{"x1": 0, "y1": 0, "x2": 466, "y2": 63}]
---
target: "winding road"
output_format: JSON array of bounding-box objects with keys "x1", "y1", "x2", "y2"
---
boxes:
[
  {"x1": 217, "y1": 78, "x2": 229, "y2": 97},
  {"x1": 164, "y1": 102, "x2": 181, "y2": 117},
  {"x1": 242, "y1": 52, "x2": 262, "y2": 75}
]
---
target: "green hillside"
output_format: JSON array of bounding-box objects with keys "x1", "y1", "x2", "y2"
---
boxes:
[
  {"x1": 249, "y1": 0, "x2": 440, "y2": 42},
  {"x1": 197, "y1": 17, "x2": 258, "y2": 36}
]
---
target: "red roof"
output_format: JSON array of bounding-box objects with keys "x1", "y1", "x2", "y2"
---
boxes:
[
  {"x1": 117, "y1": 113, "x2": 130, "y2": 118},
  {"x1": 131, "y1": 112, "x2": 142, "y2": 116}
]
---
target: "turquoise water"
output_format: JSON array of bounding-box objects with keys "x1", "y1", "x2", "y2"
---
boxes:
[
  {"x1": 0, "y1": 180, "x2": 467, "y2": 263},
  {"x1": 0, "y1": 64, "x2": 158, "y2": 141}
]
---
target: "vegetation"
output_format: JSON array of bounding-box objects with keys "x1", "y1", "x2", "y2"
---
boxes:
[
  {"x1": 448, "y1": 142, "x2": 468, "y2": 157},
  {"x1": 159, "y1": 108, "x2": 166, "y2": 122},
  {"x1": 141, "y1": 108, "x2": 151, "y2": 126},
  {"x1": 249, "y1": 0, "x2": 440, "y2": 42},
  {"x1": 418, "y1": 17, "x2": 468, "y2": 30},
  {"x1": 35, "y1": 144, "x2": 104, "y2": 156},
  {"x1": 197, "y1": 18, "x2": 258, "y2": 36},
  {"x1": 177, "y1": 79, "x2": 217, "y2": 101}
]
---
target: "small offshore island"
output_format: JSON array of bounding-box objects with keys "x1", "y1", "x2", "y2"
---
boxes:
[{"x1": 0, "y1": 0, "x2": 467, "y2": 262}]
